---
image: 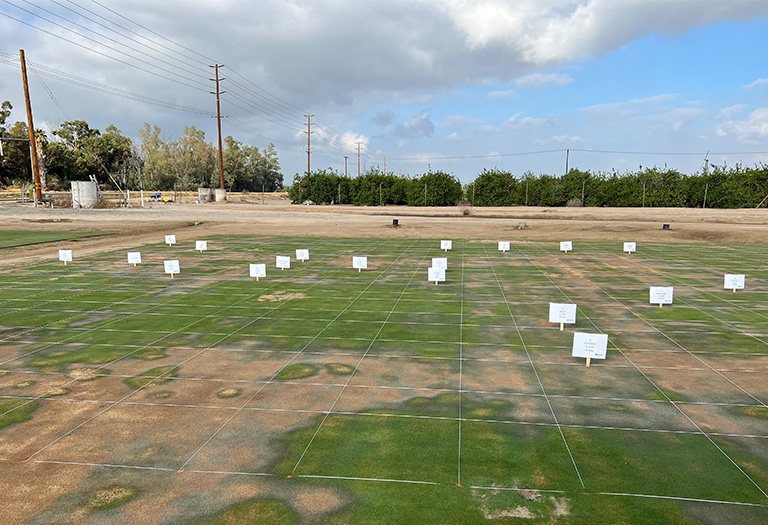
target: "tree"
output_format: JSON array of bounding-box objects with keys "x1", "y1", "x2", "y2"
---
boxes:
[
  {"x1": 471, "y1": 168, "x2": 516, "y2": 206},
  {"x1": 408, "y1": 170, "x2": 463, "y2": 206}
]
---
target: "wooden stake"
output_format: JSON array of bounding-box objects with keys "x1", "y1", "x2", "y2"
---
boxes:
[
  {"x1": 358, "y1": 267, "x2": 361, "y2": 273},
  {"x1": 586, "y1": 357, "x2": 591, "y2": 367},
  {"x1": 256, "y1": 276, "x2": 259, "y2": 281},
  {"x1": 560, "y1": 322, "x2": 564, "y2": 331},
  {"x1": 133, "y1": 263, "x2": 137, "y2": 267},
  {"x1": 171, "y1": 273, "x2": 174, "y2": 279}
]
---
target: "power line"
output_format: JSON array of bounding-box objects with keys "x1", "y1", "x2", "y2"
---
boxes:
[
  {"x1": 87, "y1": 0, "x2": 217, "y2": 64},
  {"x1": 0, "y1": 10, "x2": 210, "y2": 92},
  {"x1": 0, "y1": 53, "x2": 209, "y2": 115}
]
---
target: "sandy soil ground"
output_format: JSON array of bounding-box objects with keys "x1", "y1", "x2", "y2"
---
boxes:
[{"x1": 1, "y1": 197, "x2": 767, "y2": 268}]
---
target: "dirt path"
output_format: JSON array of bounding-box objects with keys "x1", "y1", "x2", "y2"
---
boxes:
[{"x1": 1, "y1": 202, "x2": 767, "y2": 268}]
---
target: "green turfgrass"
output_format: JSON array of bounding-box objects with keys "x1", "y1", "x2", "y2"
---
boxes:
[
  {"x1": 0, "y1": 229, "x2": 104, "y2": 249},
  {"x1": 0, "y1": 236, "x2": 767, "y2": 523}
]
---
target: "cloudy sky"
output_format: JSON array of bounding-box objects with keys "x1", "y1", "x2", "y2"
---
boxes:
[{"x1": 1, "y1": 0, "x2": 768, "y2": 183}]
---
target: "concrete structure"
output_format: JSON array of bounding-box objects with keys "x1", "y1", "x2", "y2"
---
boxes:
[{"x1": 71, "y1": 180, "x2": 99, "y2": 208}]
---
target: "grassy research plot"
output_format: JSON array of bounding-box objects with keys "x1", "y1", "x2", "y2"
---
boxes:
[{"x1": 0, "y1": 236, "x2": 767, "y2": 523}]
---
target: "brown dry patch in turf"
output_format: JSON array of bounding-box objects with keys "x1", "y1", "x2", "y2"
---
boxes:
[
  {"x1": 184, "y1": 410, "x2": 316, "y2": 473},
  {"x1": 0, "y1": 462, "x2": 93, "y2": 523},
  {"x1": 622, "y1": 350, "x2": 704, "y2": 369},
  {"x1": 332, "y1": 384, "x2": 418, "y2": 413},
  {"x1": 347, "y1": 356, "x2": 458, "y2": 390},
  {"x1": 682, "y1": 404, "x2": 768, "y2": 436},
  {"x1": 0, "y1": 399, "x2": 108, "y2": 460},
  {"x1": 67, "y1": 368, "x2": 104, "y2": 381},
  {"x1": 258, "y1": 291, "x2": 307, "y2": 302},
  {"x1": 293, "y1": 487, "x2": 346, "y2": 515},
  {"x1": 461, "y1": 361, "x2": 540, "y2": 393},
  {"x1": 643, "y1": 367, "x2": 759, "y2": 405}
]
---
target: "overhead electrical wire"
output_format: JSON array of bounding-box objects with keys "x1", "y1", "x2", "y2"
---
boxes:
[
  {"x1": 0, "y1": 52, "x2": 210, "y2": 115},
  {"x1": 1, "y1": 0, "x2": 370, "y2": 163}
]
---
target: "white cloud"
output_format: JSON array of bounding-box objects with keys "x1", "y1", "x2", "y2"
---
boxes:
[
  {"x1": 719, "y1": 107, "x2": 768, "y2": 143},
  {"x1": 487, "y1": 90, "x2": 518, "y2": 99},
  {"x1": 742, "y1": 78, "x2": 768, "y2": 90},
  {"x1": 537, "y1": 134, "x2": 582, "y2": 144},
  {"x1": 515, "y1": 73, "x2": 573, "y2": 89},
  {"x1": 717, "y1": 104, "x2": 745, "y2": 121},
  {"x1": 441, "y1": 0, "x2": 768, "y2": 65},
  {"x1": 394, "y1": 111, "x2": 435, "y2": 138}
]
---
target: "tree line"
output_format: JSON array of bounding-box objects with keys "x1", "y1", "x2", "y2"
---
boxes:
[
  {"x1": 290, "y1": 164, "x2": 768, "y2": 208},
  {"x1": 0, "y1": 100, "x2": 283, "y2": 192}
]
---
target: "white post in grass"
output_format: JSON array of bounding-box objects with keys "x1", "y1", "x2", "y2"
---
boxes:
[
  {"x1": 127, "y1": 252, "x2": 142, "y2": 267},
  {"x1": 353, "y1": 256, "x2": 367, "y2": 273},
  {"x1": 276, "y1": 256, "x2": 290, "y2": 271},
  {"x1": 164, "y1": 260, "x2": 180, "y2": 279},
  {"x1": 724, "y1": 274, "x2": 745, "y2": 293},
  {"x1": 649, "y1": 286, "x2": 674, "y2": 308},
  {"x1": 58, "y1": 249, "x2": 72, "y2": 265},
  {"x1": 428, "y1": 266, "x2": 445, "y2": 286},
  {"x1": 250, "y1": 263, "x2": 266, "y2": 281},
  {"x1": 549, "y1": 303, "x2": 577, "y2": 332},
  {"x1": 572, "y1": 332, "x2": 608, "y2": 367}
]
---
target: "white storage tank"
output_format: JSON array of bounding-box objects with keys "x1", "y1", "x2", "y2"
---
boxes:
[{"x1": 71, "y1": 180, "x2": 99, "y2": 208}]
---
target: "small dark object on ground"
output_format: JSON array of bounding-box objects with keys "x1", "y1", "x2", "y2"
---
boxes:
[
  {"x1": 662, "y1": 224, "x2": 670, "y2": 230},
  {"x1": 392, "y1": 219, "x2": 398, "y2": 227}
]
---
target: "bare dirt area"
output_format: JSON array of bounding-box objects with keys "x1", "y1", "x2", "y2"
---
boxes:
[{"x1": 1, "y1": 200, "x2": 768, "y2": 268}]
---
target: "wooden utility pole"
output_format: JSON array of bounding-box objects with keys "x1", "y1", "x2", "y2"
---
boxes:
[
  {"x1": 344, "y1": 156, "x2": 348, "y2": 177},
  {"x1": 565, "y1": 148, "x2": 570, "y2": 175},
  {"x1": 383, "y1": 155, "x2": 386, "y2": 177},
  {"x1": 19, "y1": 50, "x2": 42, "y2": 204},
  {"x1": 211, "y1": 64, "x2": 225, "y2": 189},
  {"x1": 305, "y1": 114, "x2": 313, "y2": 174},
  {"x1": 357, "y1": 142, "x2": 361, "y2": 177}
]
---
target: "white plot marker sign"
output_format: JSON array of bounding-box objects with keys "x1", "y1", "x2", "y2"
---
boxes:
[
  {"x1": 352, "y1": 256, "x2": 368, "y2": 272},
  {"x1": 428, "y1": 266, "x2": 446, "y2": 285},
  {"x1": 249, "y1": 263, "x2": 266, "y2": 281},
  {"x1": 165, "y1": 235, "x2": 176, "y2": 246},
  {"x1": 195, "y1": 240, "x2": 208, "y2": 252},
  {"x1": 127, "y1": 252, "x2": 142, "y2": 266},
  {"x1": 498, "y1": 241, "x2": 510, "y2": 252},
  {"x1": 724, "y1": 274, "x2": 745, "y2": 292},
  {"x1": 58, "y1": 249, "x2": 72, "y2": 265},
  {"x1": 295, "y1": 249, "x2": 309, "y2": 262},
  {"x1": 549, "y1": 303, "x2": 577, "y2": 331},
  {"x1": 432, "y1": 257, "x2": 448, "y2": 270},
  {"x1": 560, "y1": 241, "x2": 573, "y2": 253},
  {"x1": 164, "y1": 260, "x2": 180, "y2": 278},
  {"x1": 624, "y1": 242, "x2": 637, "y2": 254},
  {"x1": 276, "y1": 256, "x2": 291, "y2": 270},
  {"x1": 572, "y1": 332, "x2": 608, "y2": 367},
  {"x1": 650, "y1": 286, "x2": 674, "y2": 307},
  {"x1": 441, "y1": 240, "x2": 452, "y2": 252}
]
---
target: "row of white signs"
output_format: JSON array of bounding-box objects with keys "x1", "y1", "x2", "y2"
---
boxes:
[
  {"x1": 58, "y1": 249, "x2": 749, "y2": 292},
  {"x1": 157, "y1": 236, "x2": 638, "y2": 255}
]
